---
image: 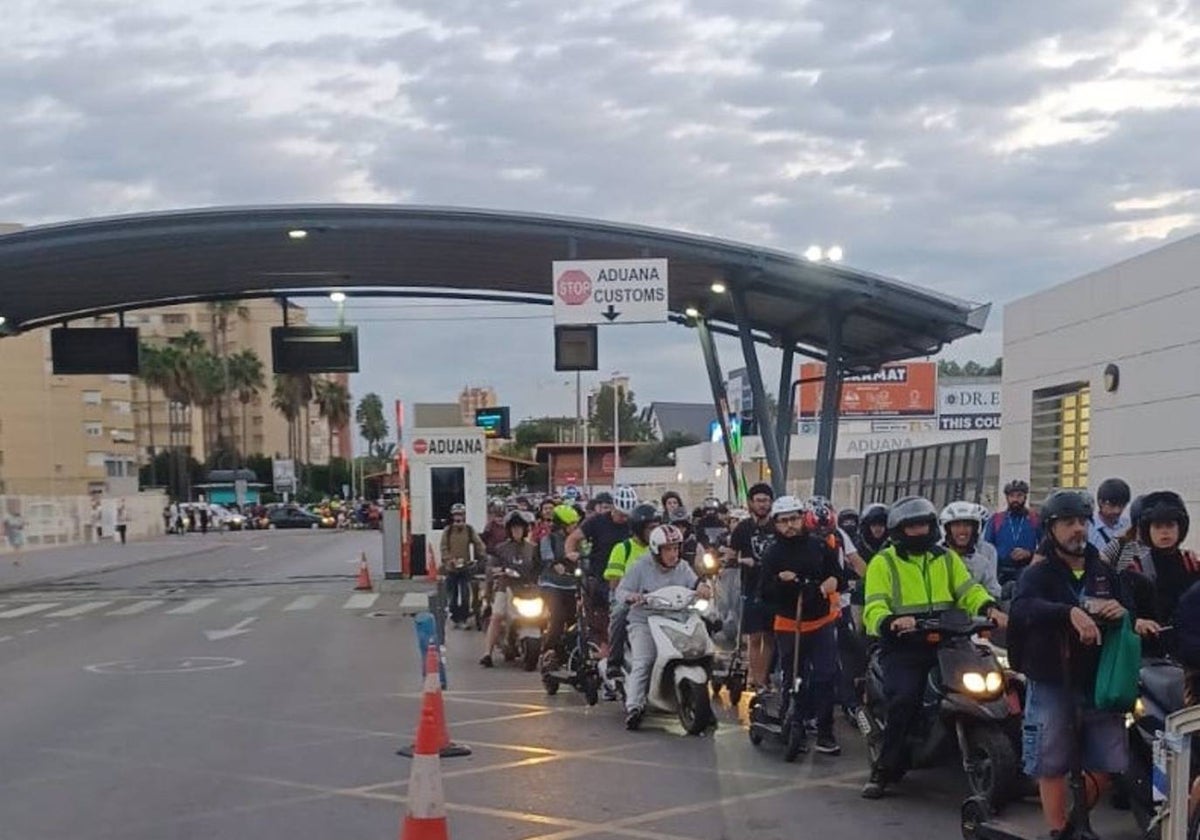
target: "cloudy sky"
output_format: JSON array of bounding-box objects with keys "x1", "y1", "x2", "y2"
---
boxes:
[{"x1": 7, "y1": 0, "x2": 1200, "y2": 428}]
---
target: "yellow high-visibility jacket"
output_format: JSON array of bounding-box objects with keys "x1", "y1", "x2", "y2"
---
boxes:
[{"x1": 863, "y1": 544, "x2": 994, "y2": 637}]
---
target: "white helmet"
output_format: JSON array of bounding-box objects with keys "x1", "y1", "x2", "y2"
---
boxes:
[
  {"x1": 648, "y1": 524, "x2": 685, "y2": 556},
  {"x1": 613, "y1": 485, "x2": 639, "y2": 515},
  {"x1": 770, "y1": 495, "x2": 805, "y2": 519},
  {"x1": 939, "y1": 501, "x2": 989, "y2": 529}
]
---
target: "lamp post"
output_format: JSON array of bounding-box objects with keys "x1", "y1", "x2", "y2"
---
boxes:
[{"x1": 612, "y1": 372, "x2": 621, "y2": 482}]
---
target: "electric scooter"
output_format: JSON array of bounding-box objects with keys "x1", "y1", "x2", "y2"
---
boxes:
[
  {"x1": 748, "y1": 591, "x2": 810, "y2": 761},
  {"x1": 494, "y1": 567, "x2": 547, "y2": 672},
  {"x1": 541, "y1": 569, "x2": 602, "y2": 706}
]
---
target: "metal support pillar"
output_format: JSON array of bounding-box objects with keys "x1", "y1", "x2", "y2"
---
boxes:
[
  {"x1": 694, "y1": 318, "x2": 742, "y2": 503},
  {"x1": 775, "y1": 341, "x2": 796, "y2": 487},
  {"x1": 728, "y1": 287, "x2": 786, "y2": 496},
  {"x1": 813, "y1": 313, "x2": 845, "y2": 499}
]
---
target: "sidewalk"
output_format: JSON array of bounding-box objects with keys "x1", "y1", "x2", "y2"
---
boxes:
[{"x1": 0, "y1": 535, "x2": 240, "y2": 593}]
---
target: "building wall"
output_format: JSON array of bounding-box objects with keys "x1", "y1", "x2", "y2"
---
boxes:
[
  {"x1": 1002, "y1": 232, "x2": 1200, "y2": 511},
  {"x1": 0, "y1": 329, "x2": 138, "y2": 496},
  {"x1": 458, "y1": 386, "x2": 497, "y2": 426}
]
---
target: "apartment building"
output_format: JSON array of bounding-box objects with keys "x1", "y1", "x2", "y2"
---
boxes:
[{"x1": 458, "y1": 386, "x2": 498, "y2": 426}]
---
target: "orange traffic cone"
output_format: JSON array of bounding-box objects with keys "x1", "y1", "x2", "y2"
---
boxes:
[
  {"x1": 425, "y1": 542, "x2": 438, "y2": 582},
  {"x1": 399, "y1": 686, "x2": 450, "y2": 840},
  {"x1": 398, "y1": 643, "x2": 472, "y2": 759},
  {"x1": 354, "y1": 553, "x2": 373, "y2": 591}
]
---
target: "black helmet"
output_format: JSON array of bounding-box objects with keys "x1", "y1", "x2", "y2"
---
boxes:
[
  {"x1": 1138, "y1": 491, "x2": 1190, "y2": 546},
  {"x1": 1097, "y1": 478, "x2": 1132, "y2": 509},
  {"x1": 1003, "y1": 479, "x2": 1030, "y2": 495},
  {"x1": 629, "y1": 504, "x2": 661, "y2": 540},
  {"x1": 1129, "y1": 494, "x2": 1147, "y2": 527},
  {"x1": 1040, "y1": 490, "x2": 1094, "y2": 524},
  {"x1": 593, "y1": 492, "x2": 614, "y2": 505},
  {"x1": 860, "y1": 503, "x2": 888, "y2": 528},
  {"x1": 886, "y1": 496, "x2": 939, "y2": 554},
  {"x1": 837, "y1": 508, "x2": 859, "y2": 531}
]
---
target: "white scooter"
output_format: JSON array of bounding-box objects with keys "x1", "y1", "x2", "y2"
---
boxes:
[{"x1": 608, "y1": 585, "x2": 717, "y2": 735}]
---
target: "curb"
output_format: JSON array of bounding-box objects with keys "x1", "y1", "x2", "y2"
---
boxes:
[{"x1": 0, "y1": 542, "x2": 234, "y2": 594}]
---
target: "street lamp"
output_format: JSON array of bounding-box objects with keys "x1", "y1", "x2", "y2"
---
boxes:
[
  {"x1": 287, "y1": 229, "x2": 308, "y2": 240},
  {"x1": 805, "y1": 244, "x2": 845, "y2": 263},
  {"x1": 329, "y1": 291, "x2": 346, "y2": 326}
]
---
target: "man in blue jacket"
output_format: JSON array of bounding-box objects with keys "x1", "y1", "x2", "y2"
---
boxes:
[
  {"x1": 984, "y1": 479, "x2": 1040, "y2": 585},
  {"x1": 1009, "y1": 490, "x2": 1131, "y2": 838}
]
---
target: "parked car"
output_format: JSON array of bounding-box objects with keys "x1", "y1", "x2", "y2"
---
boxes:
[{"x1": 267, "y1": 506, "x2": 324, "y2": 530}]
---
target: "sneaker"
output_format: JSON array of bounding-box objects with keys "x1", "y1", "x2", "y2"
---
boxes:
[
  {"x1": 815, "y1": 732, "x2": 841, "y2": 755},
  {"x1": 625, "y1": 706, "x2": 644, "y2": 731},
  {"x1": 861, "y1": 768, "x2": 887, "y2": 799},
  {"x1": 479, "y1": 654, "x2": 494, "y2": 668}
]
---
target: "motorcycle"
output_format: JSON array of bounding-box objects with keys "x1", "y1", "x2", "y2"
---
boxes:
[
  {"x1": 493, "y1": 567, "x2": 546, "y2": 672},
  {"x1": 541, "y1": 569, "x2": 603, "y2": 706},
  {"x1": 606, "y1": 585, "x2": 717, "y2": 735},
  {"x1": 696, "y1": 549, "x2": 749, "y2": 706},
  {"x1": 1121, "y1": 647, "x2": 1185, "y2": 839},
  {"x1": 860, "y1": 609, "x2": 1023, "y2": 810}
]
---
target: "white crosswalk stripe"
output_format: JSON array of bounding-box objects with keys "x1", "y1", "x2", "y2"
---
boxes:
[
  {"x1": 45, "y1": 601, "x2": 115, "y2": 618},
  {"x1": 164, "y1": 598, "x2": 219, "y2": 615},
  {"x1": 342, "y1": 593, "x2": 379, "y2": 610},
  {"x1": 229, "y1": 596, "x2": 273, "y2": 612},
  {"x1": 399, "y1": 592, "x2": 429, "y2": 611},
  {"x1": 283, "y1": 595, "x2": 324, "y2": 611},
  {"x1": 106, "y1": 600, "x2": 167, "y2": 616},
  {"x1": 0, "y1": 603, "x2": 62, "y2": 619}
]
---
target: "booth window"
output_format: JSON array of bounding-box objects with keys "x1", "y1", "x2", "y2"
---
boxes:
[
  {"x1": 1030, "y1": 382, "x2": 1090, "y2": 500},
  {"x1": 429, "y1": 467, "x2": 465, "y2": 531}
]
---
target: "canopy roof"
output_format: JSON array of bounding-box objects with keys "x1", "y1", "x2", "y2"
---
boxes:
[{"x1": 0, "y1": 205, "x2": 989, "y2": 368}]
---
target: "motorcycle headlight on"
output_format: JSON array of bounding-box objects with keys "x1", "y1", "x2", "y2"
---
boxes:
[
  {"x1": 701, "y1": 552, "x2": 717, "y2": 572},
  {"x1": 692, "y1": 598, "x2": 710, "y2": 613},
  {"x1": 961, "y1": 671, "x2": 1004, "y2": 695},
  {"x1": 513, "y1": 597, "x2": 545, "y2": 619}
]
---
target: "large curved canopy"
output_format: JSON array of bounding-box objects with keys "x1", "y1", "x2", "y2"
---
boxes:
[{"x1": 0, "y1": 205, "x2": 989, "y2": 368}]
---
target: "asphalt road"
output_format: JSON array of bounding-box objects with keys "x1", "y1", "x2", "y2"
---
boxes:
[{"x1": 0, "y1": 531, "x2": 1143, "y2": 839}]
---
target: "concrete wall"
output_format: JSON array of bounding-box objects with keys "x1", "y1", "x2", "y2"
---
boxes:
[
  {"x1": 1002, "y1": 232, "x2": 1200, "y2": 510},
  {"x1": 1, "y1": 491, "x2": 167, "y2": 554}
]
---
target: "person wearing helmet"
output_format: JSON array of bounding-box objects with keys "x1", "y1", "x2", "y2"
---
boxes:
[
  {"x1": 729, "y1": 482, "x2": 777, "y2": 690},
  {"x1": 760, "y1": 495, "x2": 845, "y2": 755},
  {"x1": 939, "y1": 502, "x2": 1001, "y2": 599},
  {"x1": 857, "y1": 504, "x2": 889, "y2": 559},
  {"x1": 537, "y1": 504, "x2": 583, "y2": 670},
  {"x1": 1123, "y1": 492, "x2": 1200, "y2": 646},
  {"x1": 838, "y1": 509, "x2": 860, "y2": 535},
  {"x1": 1090, "y1": 477, "x2": 1133, "y2": 553},
  {"x1": 695, "y1": 496, "x2": 727, "y2": 549},
  {"x1": 665, "y1": 505, "x2": 699, "y2": 569},
  {"x1": 439, "y1": 502, "x2": 487, "y2": 630},
  {"x1": 1008, "y1": 490, "x2": 1132, "y2": 836},
  {"x1": 480, "y1": 511, "x2": 540, "y2": 667},
  {"x1": 860, "y1": 496, "x2": 1005, "y2": 799},
  {"x1": 983, "y1": 479, "x2": 1041, "y2": 585},
  {"x1": 603, "y1": 503, "x2": 662, "y2": 680},
  {"x1": 615, "y1": 523, "x2": 713, "y2": 730},
  {"x1": 566, "y1": 487, "x2": 634, "y2": 580}
]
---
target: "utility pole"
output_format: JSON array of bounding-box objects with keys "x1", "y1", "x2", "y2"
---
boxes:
[{"x1": 612, "y1": 373, "x2": 621, "y2": 481}]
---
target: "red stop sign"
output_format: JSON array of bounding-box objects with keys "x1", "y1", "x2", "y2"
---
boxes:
[
  {"x1": 412, "y1": 439, "x2": 428, "y2": 455},
  {"x1": 556, "y1": 270, "x2": 592, "y2": 305}
]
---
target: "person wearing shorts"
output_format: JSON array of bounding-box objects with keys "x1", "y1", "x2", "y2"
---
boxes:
[{"x1": 729, "y1": 483, "x2": 776, "y2": 690}]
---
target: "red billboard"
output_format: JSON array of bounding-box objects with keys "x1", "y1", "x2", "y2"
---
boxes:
[{"x1": 798, "y1": 362, "x2": 937, "y2": 418}]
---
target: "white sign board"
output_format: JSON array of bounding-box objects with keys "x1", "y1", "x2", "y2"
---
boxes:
[
  {"x1": 938, "y1": 382, "x2": 1001, "y2": 431},
  {"x1": 272, "y1": 458, "x2": 296, "y2": 493},
  {"x1": 552, "y1": 259, "x2": 668, "y2": 325}
]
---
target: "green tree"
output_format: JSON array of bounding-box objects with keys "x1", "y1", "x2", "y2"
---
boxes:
[
  {"x1": 271, "y1": 373, "x2": 313, "y2": 461},
  {"x1": 589, "y1": 384, "x2": 653, "y2": 442},
  {"x1": 512, "y1": 417, "x2": 575, "y2": 454},
  {"x1": 625, "y1": 431, "x2": 700, "y2": 467},
  {"x1": 314, "y1": 378, "x2": 352, "y2": 490},
  {"x1": 137, "y1": 342, "x2": 174, "y2": 488},
  {"x1": 355, "y1": 392, "x2": 389, "y2": 456},
  {"x1": 227, "y1": 349, "x2": 266, "y2": 462},
  {"x1": 937, "y1": 357, "x2": 1003, "y2": 378}
]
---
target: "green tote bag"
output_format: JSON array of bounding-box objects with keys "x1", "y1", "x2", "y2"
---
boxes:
[{"x1": 1094, "y1": 613, "x2": 1141, "y2": 712}]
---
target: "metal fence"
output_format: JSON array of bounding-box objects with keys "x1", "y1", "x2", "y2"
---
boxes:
[{"x1": 859, "y1": 438, "x2": 989, "y2": 509}]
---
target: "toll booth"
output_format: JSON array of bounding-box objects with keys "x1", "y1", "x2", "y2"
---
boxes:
[{"x1": 408, "y1": 426, "x2": 487, "y2": 570}]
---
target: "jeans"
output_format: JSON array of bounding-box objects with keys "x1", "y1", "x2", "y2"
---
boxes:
[
  {"x1": 774, "y1": 623, "x2": 838, "y2": 734},
  {"x1": 877, "y1": 644, "x2": 938, "y2": 777},
  {"x1": 626, "y1": 622, "x2": 656, "y2": 713},
  {"x1": 446, "y1": 571, "x2": 472, "y2": 624},
  {"x1": 607, "y1": 601, "x2": 631, "y2": 669}
]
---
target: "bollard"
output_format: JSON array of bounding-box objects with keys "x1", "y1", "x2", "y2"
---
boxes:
[{"x1": 413, "y1": 611, "x2": 447, "y2": 690}]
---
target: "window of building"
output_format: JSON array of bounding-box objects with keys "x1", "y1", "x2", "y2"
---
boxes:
[
  {"x1": 86, "y1": 451, "x2": 107, "y2": 468},
  {"x1": 1030, "y1": 382, "x2": 1090, "y2": 501},
  {"x1": 111, "y1": 428, "x2": 136, "y2": 443},
  {"x1": 84, "y1": 422, "x2": 103, "y2": 437},
  {"x1": 109, "y1": 399, "x2": 132, "y2": 414},
  {"x1": 163, "y1": 313, "x2": 189, "y2": 325},
  {"x1": 82, "y1": 390, "x2": 102, "y2": 405}
]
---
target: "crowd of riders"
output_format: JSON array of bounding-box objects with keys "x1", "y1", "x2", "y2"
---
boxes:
[{"x1": 435, "y1": 477, "x2": 1200, "y2": 838}]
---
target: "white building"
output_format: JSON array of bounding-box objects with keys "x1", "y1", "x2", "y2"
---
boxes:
[{"x1": 1001, "y1": 232, "x2": 1200, "y2": 512}]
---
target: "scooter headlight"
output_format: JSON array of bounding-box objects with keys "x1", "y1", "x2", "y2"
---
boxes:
[
  {"x1": 701, "y1": 552, "x2": 716, "y2": 571},
  {"x1": 985, "y1": 671, "x2": 1003, "y2": 694},
  {"x1": 661, "y1": 624, "x2": 709, "y2": 658},
  {"x1": 692, "y1": 598, "x2": 710, "y2": 613},
  {"x1": 513, "y1": 597, "x2": 544, "y2": 619},
  {"x1": 961, "y1": 671, "x2": 1004, "y2": 695}
]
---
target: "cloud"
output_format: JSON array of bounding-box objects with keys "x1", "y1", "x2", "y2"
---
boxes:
[{"x1": 3, "y1": 0, "x2": 1200, "y2": 416}]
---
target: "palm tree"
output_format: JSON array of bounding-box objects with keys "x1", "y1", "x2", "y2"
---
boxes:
[
  {"x1": 137, "y1": 342, "x2": 174, "y2": 488},
  {"x1": 208, "y1": 300, "x2": 250, "y2": 448},
  {"x1": 315, "y1": 378, "x2": 351, "y2": 488},
  {"x1": 227, "y1": 349, "x2": 265, "y2": 463},
  {"x1": 271, "y1": 373, "x2": 312, "y2": 461}
]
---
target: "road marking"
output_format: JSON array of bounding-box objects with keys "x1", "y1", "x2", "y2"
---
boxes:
[
  {"x1": 45, "y1": 601, "x2": 115, "y2": 618},
  {"x1": 0, "y1": 603, "x2": 62, "y2": 618},
  {"x1": 106, "y1": 600, "x2": 167, "y2": 616},
  {"x1": 165, "y1": 598, "x2": 220, "y2": 615},
  {"x1": 342, "y1": 593, "x2": 378, "y2": 609},
  {"x1": 283, "y1": 595, "x2": 324, "y2": 611},
  {"x1": 398, "y1": 593, "x2": 428, "y2": 610},
  {"x1": 22, "y1": 628, "x2": 40, "y2": 635},
  {"x1": 205, "y1": 617, "x2": 257, "y2": 641},
  {"x1": 0, "y1": 635, "x2": 12, "y2": 643},
  {"x1": 229, "y1": 596, "x2": 272, "y2": 612},
  {"x1": 86, "y1": 657, "x2": 245, "y2": 674}
]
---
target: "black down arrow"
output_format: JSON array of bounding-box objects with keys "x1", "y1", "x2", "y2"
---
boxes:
[{"x1": 602, "y1": 304, "x2": 621, "y2": 321}]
